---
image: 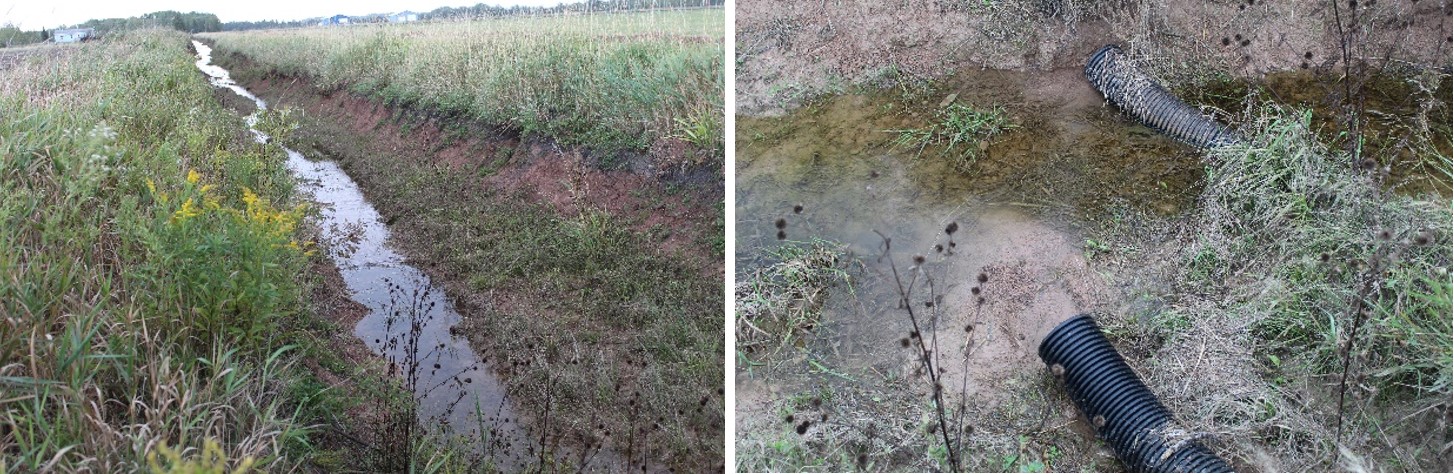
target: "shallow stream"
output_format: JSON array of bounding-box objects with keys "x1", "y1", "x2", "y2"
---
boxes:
[{"x1": 194, "y1": 40, "x2": 554, "y2": 470}]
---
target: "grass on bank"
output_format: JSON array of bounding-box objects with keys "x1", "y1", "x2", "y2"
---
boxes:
[
  {"x1": 0, "y1": 30, "x2": 468, "y2": 473},
  {"x1": 198, "y1": 9, "x2": 724, "y2": 162},
  {"x1": 0, "y1": 30, "x2": 309, "y2": 471},
  {"x1": 1111, "y1": 104, "x2": 1451, "y2": 470}
]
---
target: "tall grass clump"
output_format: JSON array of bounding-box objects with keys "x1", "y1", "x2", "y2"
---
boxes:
[
  {"x1": 1, "y1": 29, "x2": 314, "y2": 471},
  {"x1": 888, "y1": 103, "x2": 1016, "y2": 172},
  {"x1": 1198, "y1": 106, "x2": 1450, "y2": 396},
  {"x1": 200, "y1": 9, "x2": 724, "y2": 161},
  {"x1": 1142, "y1": 104, "x2": 1450, "y2": 470}
]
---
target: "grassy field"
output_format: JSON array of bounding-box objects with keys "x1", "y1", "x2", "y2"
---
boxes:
[
  {"x1": 199, "y1": 9, "x2": 724, "y2": 162},
  {"x1": 1, "y1": 30, "x2": 312, "y2": 471}
]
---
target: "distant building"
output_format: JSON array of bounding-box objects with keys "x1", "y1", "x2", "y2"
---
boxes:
[
  {"x1": 52, "y1": 28, "x2": 94, "y2": 43},
  {"x1": 318, "y1": 14, "x2": 351, "y2": 26},
  {"x1": 387, "y1": 11, "x2": 419, "y2": 23}
]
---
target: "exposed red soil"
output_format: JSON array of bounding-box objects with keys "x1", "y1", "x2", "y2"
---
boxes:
[{"x1": 246, "y1": 76, "x2": 721, "y2": 274}]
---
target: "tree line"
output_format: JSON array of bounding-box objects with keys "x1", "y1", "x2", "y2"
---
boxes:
[
  {"x1": 0, "y1": 11, "x2": 221, "y2": 47},
  {"x1": 422, "y1": 0, "x2": 725, "y2": 21},
  {"x1": 78, "y1": 11, "x2": 222, "y2": 35}
]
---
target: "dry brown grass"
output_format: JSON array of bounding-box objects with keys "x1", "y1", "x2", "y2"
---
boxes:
[
  {"x1": 1096, "y1": 104, "x2": 1451, "y2": 471},
  {"x1": 735, "y1": 239, "x2": 851, "y2": 356}
]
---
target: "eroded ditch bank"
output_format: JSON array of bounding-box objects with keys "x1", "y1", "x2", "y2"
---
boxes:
[{"x1": 199, "y1": 42, "x2": 726, "y2": 472}]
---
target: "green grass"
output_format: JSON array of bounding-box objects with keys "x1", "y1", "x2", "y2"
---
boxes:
[
  {"x1": 1115, "y1": 104, "x2": 1454, "y2": 469},
  {"x1": 1, "y1": 29, "x2": 309, "y2": 470},
  {"x1": 198, "y1": 9, "x2": 724, "y2": 161},
  {"x1": 0, "y1": 29, "x2": 472, "y2": 473},
  {"x1": 1192, "y1": 107, "x2": 1451, "y2": 397},
  {"x1": 887, "y1": 102, "x2": 1016, "y2": 171}
]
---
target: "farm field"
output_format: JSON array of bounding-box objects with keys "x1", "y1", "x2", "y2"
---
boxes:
[{"x1": 199, "y1": 9, "x2": 725, "y2": 163}]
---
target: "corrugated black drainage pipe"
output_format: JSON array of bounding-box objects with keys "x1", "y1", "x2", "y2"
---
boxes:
[
  {"x1": 1039, "y1": 314, "x2": 1234, "y2": 472},
  {"x1": 1085, "y1": 44, "x2": 1242, "y2": 149}
]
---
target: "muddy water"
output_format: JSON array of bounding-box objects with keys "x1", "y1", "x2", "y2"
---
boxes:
[
  {"x1": 734, "y1": 67, "x2": 1197, "y2": 461},
  {"x1": 737, "y1": 67, "x2": 1450, "y2": 391},
  {"x1": 737, "y1": 67, "x2": 1195, "y2": 379},
  {"x1": 192, "y1": 41, "x2": 550, "y2": 468}
]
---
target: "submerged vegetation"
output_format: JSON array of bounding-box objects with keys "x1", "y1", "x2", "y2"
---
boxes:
[
  {"x1": 0, "y1": 30, "x2": 309, "y2": 470},
  {"x1": 888, "y1": 102, "x2": 1016, "y2": 172},
  {"x1": 200, "y1": 9, "x2": 725, "y2": 161},
  {"x1": 736, "y1": 238, "x2": 851, "y2": 357}
]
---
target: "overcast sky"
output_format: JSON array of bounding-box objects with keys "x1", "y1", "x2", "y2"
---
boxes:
[{"x1": 1, "y1": 1, "x2": 566, "y2": 29}]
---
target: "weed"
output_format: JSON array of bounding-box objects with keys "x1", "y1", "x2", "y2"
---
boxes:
[
  {"x1": 887, "y1": 103, "x2": 1016, "y2": 172},
  {"x1": 673, "y1": 106, "x2": 725, "y2": 158},
  {"x1": 735, "y1": 238, "x2": 852, "y2": 357},
  {"x1": 871, "y1": 230, "x2": 965, "y2": 471}
]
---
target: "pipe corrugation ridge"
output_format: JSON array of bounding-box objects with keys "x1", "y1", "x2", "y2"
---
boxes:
[
  {"x1": 1039, "y1": 314, "x2": 1235, "y2": 472},
  {"x1": 1085, "y1": 45, "x2": 1241, "y2": 149}
]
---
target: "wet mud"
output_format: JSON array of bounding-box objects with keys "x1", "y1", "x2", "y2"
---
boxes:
[{"x1": 735, "y1": 65, "x2": 1183, "y2": 471}]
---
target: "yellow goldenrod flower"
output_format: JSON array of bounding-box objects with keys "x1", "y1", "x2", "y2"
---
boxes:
[
  {"x1": 145, "y1": 178, "x2": 168, "y2": 203},
  {"x1": 172, "y1": 197, "x2": 202, "y2": 222},
  {"x1": 242, "y1": 187, "x2": 259, "y2": 207},
  {"x1": 187, "y1": 169, "x2": 201, "y2": 184}
]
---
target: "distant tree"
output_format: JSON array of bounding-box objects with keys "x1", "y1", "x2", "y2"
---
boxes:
[
  {"x1": 0, "y1": 25, "x2": 45, "y2": 47},
  {"x1": 221, "y1": 19, "x2": 311, "y2": 31}
]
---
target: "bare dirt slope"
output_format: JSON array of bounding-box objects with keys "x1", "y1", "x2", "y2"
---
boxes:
[{"x1": 737, "y1": 0, "x2": 1453, "y2": 115}]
